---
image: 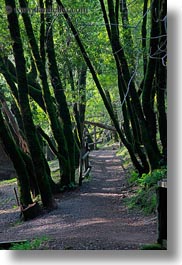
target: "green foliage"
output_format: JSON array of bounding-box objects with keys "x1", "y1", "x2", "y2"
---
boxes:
[
  {"x1": 9, "y1": 236, "x2": 48, "y2": 250},
  {"x1": 140, "y1": 243, "x2": 166, "y2": 250},
  {"x1": 0, "y1": 178, "x2": 17, "y2": 186},
  {"x1": 137, "y1": 168, "x2": 167, "y2": 188},
  {"x1": 30, "y1": 101, "x2": 50, "y2": 133},
  {"x1": 126, "y1": 168, "x2": 167, "y2": 214},
  {"x1": 128, "y1": 171, "x2": 139, "y2": 185},
  {"x1": 0, "y1": 0, "x2": 167, "y2": 207}
]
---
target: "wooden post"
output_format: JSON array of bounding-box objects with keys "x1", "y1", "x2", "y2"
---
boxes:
[
  {"x1": 79, "y1": 134, "x2": 91, "y2": 186},
  {"x1": 157, "y1": 179, "x2": 167, "y2": 247},
  {"x1": 94, "y1": 126, "x2": 96, "y2": 150},
  {"x1": 79, "y1": 145, "x2": 84, "y2": 186}
]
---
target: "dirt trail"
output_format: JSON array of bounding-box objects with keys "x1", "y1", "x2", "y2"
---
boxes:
[{"x1": 0, "y1": 149, "x2": 157, "y2": 250}]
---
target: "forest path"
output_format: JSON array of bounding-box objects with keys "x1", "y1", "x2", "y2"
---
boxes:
[{"x1": 0, "y1": 149, "x2": 157, "y2": 250}]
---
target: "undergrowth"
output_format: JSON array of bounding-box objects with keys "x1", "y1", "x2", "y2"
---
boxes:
[
  {"x1": 9, "y1": 236, "x2": 48, "y2": 250},
  {"x1": 125, "y1": 168, "x2": 167, "y2": 214}
]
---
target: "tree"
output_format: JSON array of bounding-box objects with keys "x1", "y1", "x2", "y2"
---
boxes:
[
  {"x1": 4, "y1": 0, "x2": 55, "y2": 209},
  {"x1": 0, "y1": 0, "x2": 167, "y2": 210},
  {"x1": 56, "y1": 0, "x2": 167, "y2": 173},
  {"x1": 0, "y1": 99, "x2": 33, "y2": 206}
]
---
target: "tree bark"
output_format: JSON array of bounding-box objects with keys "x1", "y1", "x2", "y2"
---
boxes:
[
  {"x1": 5, "y1": 0, "x2": 54, "y2": 209},
  {"x1": 0, "y1": 104, "x2": 33, "y2": 206},
  {"x1": 18, "y1": 0, "x2": 72, "y2": 187},
  {"x1": 142, "y1": 0, "x2": 161, "y2": 158},
  {"x1": 107, "y1": 0, "x2": 162, "y2": 170},
  {"x1": 141, "y1": 0, "x2": 149, "y2": 76},
  {"x1": 100, "y1": 0, "x2": 149, "y2": 172},
  {"x1": 45, "y1": 0, "x2": 75, "y2": 185}
]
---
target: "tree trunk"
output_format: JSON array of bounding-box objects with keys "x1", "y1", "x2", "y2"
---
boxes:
[
  {"x1": 5, "y1": 0, "x2": 54, "y2": 209},
  {"x1": 45, "y1": 0, "x2": 75, "y2": 185},
  {"x1": 156, "y1": 0, "x2": 167, "y2": 163},
  {"x1": 0, "y1": 105, "x2": 33, "y2": 206},
  {"x1": 142, "y1": 0, "x2": 162, "y2": 158},
  {"x1": 105, "y1": 90, "x2": 119, "y2": 142},
  {"x1": 120, "y1": 0, "x2": 135, "y2": 68},
  {"x1": 18, "y1": 0, "x2": 72, "y2": 188},
  {"x1": 100, "y1": 0, "x2": 149, "y2": 172},
  {"x1": 141, "y1": 0, "x2": 148, "y2": 76},
  {"x1": 107, "y1": 0, "x2": 162, "y2": 170}
]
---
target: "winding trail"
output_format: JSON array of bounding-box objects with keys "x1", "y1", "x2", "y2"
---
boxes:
[{"x1": 0, "y1": 149, "x2": 157, "y2": 250}]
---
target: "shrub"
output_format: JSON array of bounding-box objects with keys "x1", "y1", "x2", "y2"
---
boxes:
[{"x1": 126, "y1": 168, "x2": 167, "y2": 214}]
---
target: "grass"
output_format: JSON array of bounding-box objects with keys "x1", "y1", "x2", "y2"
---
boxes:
[
  {"x1": 8, "y1": 236, "x2": 49, "y2": 250},
  {"x1": 140, "y1": 243, "x2": 167, "y2": 250},
  {"x1": 115, "y1": 145, "x2": 167, "y2": 215},
  {"x1": 0, "y1": 178, "x2": 17, "y2": 186}
]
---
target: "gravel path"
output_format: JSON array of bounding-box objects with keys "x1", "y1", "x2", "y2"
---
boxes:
[{"x1": 0, "y1": 150, "x2": 157, "y2": 250}]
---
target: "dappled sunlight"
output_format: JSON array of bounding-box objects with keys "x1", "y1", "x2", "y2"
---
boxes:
[
  {"x1": 97, "y1": 154, "x2": 114, "y2": 159},
  {"x1": 101, "y1": 187, "x2": 118, "y2": 192},
  {"x1": 106, "y1": 166, "x2": 122, "y2": 172},
  {"x1": 105, "y1": 159, "x2": 120, "y2": 163},
  {"x1": 20, "y1": 219, "x2": 73, "y2": 234},
  {"x1": 80, "y1": 192, "x2": 121, "y2": 198},
  {"x1": 0, "y1": 149, "x2": 157, "y2": 248},
  {"x1": 0, "y1": 207, "x2": 19, "y2": 215},
  {"x1": 105, "y1": 178, "x2": 121, "y2": 182},
  {"x1": 10, "y1": 215, "x2": 112, "y2": 236},
  {"x1": 74, "y1": 217, "x2": 111, "y2": 228}
]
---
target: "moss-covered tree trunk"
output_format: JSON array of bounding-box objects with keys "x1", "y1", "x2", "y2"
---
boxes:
[
  {"x1": 5, "y1": 0, "x2": 54, "y2": 209},
  {"x1": 68, "y1": 63, "x2": 87, "y2": 147},
  {"x1": 45, "y1": 0, "x2": 75, "y2": 185},
  {"x1": 77, "y1": 65, "x2": 87, "y2": 141},
  {"x1": 120, "y1": 0, "x2": 135, "y2": 69},
  {"x1": 107, "y1": 0, "x2": 162, "y2": 170},
  {"x1": 18, "y1": 0, "x2": 72, "y2": 187},
  {"x1": 141, "y1": 0, "x2": 149, "y2": 76},
  {"x1": 0, "y1": 104, "x2": 32, "y2": 206}
]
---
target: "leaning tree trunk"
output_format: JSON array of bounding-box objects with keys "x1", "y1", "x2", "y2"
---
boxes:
[
  {"x1": 0, "y1": 104, "x2": 33, "y2": 206},
  {"x1": 0, "y1": 92, "x2": 40, "y2": 197},
  {"x1": 5, "y1": 0, "x2": 54, "y2": 209}
]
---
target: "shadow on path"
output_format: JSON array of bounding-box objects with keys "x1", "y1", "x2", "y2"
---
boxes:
[{"x1": 0, "y1": 149, "x2": 157, "y2": 250}]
